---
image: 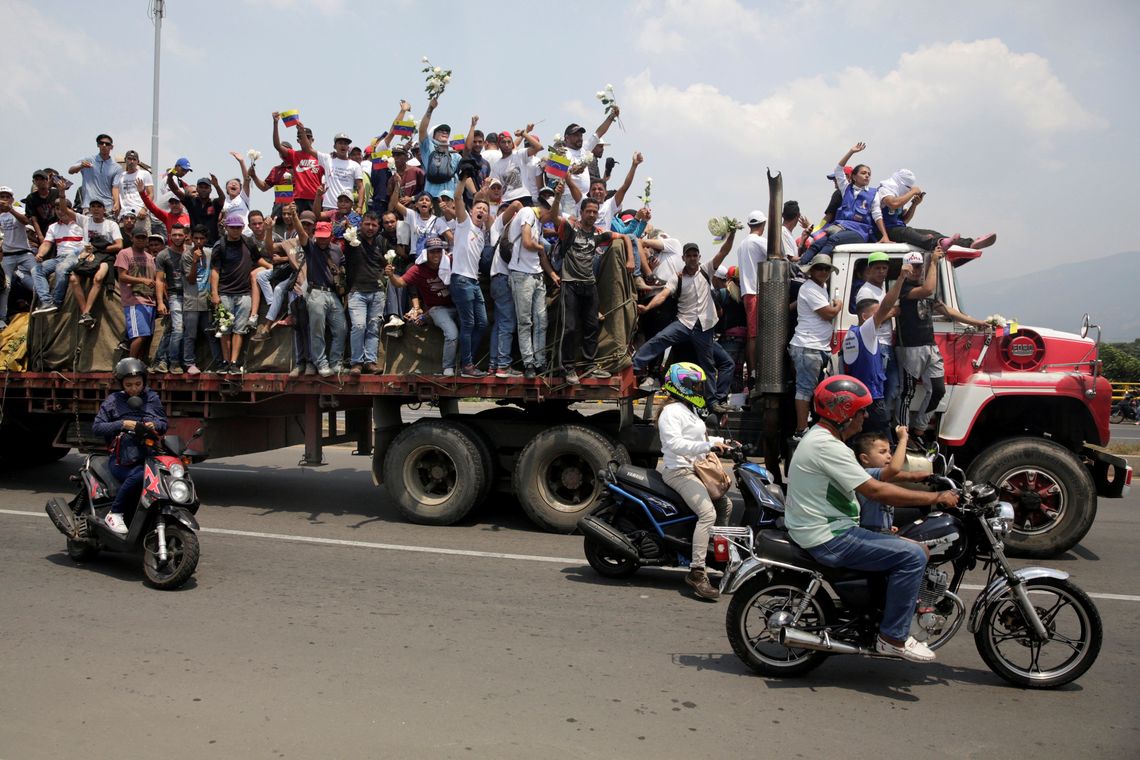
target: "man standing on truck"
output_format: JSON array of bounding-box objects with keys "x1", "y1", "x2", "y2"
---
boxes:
[
  {"x1": 855, "y1": 251, "x2": 901, "y2": 424},
  {"x1": 843, "y1": 257, "x2": 906, "y2": 434},
  {"x1": 896, "y1": 248, "x2": 987, "y2": 446}
]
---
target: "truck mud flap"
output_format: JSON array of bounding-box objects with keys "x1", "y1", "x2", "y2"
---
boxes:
[{"x1": 1083, "y1": 444, "x2": 1132, "y2": 498}]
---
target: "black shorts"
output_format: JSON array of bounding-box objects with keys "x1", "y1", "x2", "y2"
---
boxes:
[{"x1": 72, "y1": 254, "x2": 114, "y2": 279}]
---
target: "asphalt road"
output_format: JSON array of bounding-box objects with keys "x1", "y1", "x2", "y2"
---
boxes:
[
  {"x1": 1, "y1": 446, "x2": 1138, "y2": 759},
  {"x1": 1109, "y1": 421, "x2": 1140, "y2": 442}
]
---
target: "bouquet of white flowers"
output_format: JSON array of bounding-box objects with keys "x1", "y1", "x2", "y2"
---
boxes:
[
  {"x1": 422, "y1": 56, "x2": 452, "y2": 98},
  {"x1": 572, "y1": 152, "x2": 596, "y2": 171},
  {"x1": 212, "y1": 301, "x2": 234, "y2": 338},
  {"x1": 595, "y1": 84, "x2": 624, "y2": 130},
  {"x1": 385, "y1": 250, "x2": 397, "y2": 264},
  {"x1": 247, "y1": 149, "x2": 261, "y2": 166},
  {"x1": 342, "y1": 226, "x2": 360, "y2": 247},
  {"x1": 707, "y1": 216, "x2": 745, "y2": 240}
]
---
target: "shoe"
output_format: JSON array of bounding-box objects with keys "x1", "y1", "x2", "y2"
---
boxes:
[
  {"x1": 288, "y1": 366, "x2": 302, "y2": 378},
  {"x1": 709, "y1": 401, "x2": 732, "y2": 414},
  {"x1": 442, "y1": 368, "x2": 456, "y2": 378},
  {"x1": 350, "y1": 364, "x2": 362, "y2": 376},
  {"x1": 938, "y1": 233, "x2": 960, "y2": 252},
  {"x1": 385, "y1": 315, "x2": 405, "y2": 329},
  {"x1": 460, "y1": 365, "x2": 488, "y2": 378},
  {"x1": 251, "y1": 323, "x2": 272, "y2": 342},
  {"x1": 154, "y1": 361, "x2": 169, "y2": 374},
  {"x1": 248, "y1": 314, "x2": 259, "y2": 327},
  {"x1": 212, "y1": 361, "x2": 229, "y2": 374},
  {"x1": 303, "y1": 363, "x2": 318, "y2": 376},
  {"x1": 318, "y1": 366, "x2": 334, "y2": 378},
  {"x1": 588, "y1": 368, "x2": 612, "y2": 379},
  {"x1": 524, "y1": 366, "x2": 537, "y2": 380},
  {"x1": 169, "y1": 365, "x2": 184, "y2": 375},
  {"x1": 638, "y1": 376, "x2": 661, "y2": 393},
  {"x1": 971, "y1": 232, "x2": 997, "y2": 249},
  {"x1": 876, "y1": 635, "x2": 936, "y2": 663},
  {"x1": 32, "y1": 302, "x2": 57, "y2": 315},
  {"x1": 791, "y1": 428, "x2": 808, "y2": 443},
  {"x1": 363, "y1": 362, "x2": 380, "y2": 374},
  {"x1": 104, "y1": 512, "x2": 128, "y2": 535},
  {"x1": 187, "y1": 364, "x2": 201, "y2": 375},
  {"x1": 565, "y1": 369, "x2": 580, "y2": 385},
  {"x1": 504, "y1": 368, "x2": 524, "y2": 378},
  {"x1": 79, "y1": 312, "x2": 95, "y2": 328},
  {"x1": 685, "y1": 567, "x2": 720, "y2": 601},
  {"x1": 227, "y1": 365, "x2": 243, "y2": 375},
  {"x1": 330, "y1": 363, "x2": 344, "y2": 375}
]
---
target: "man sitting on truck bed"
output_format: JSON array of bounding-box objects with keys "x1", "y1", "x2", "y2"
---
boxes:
[{"x1": 386, "y1": 236, "x2": 460, "y2": 377}]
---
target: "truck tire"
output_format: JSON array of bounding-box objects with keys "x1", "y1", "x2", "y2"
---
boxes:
[
  {"x1": 383, "y1": 420, "x2": 487, "y2": 526},
  {"x1": 513, "y1": 424, "x2": 629, "y2": 533},
  {"x1": 445, "y1": 419, "x2": 496, "y2": 504},
  {"x1": 967, "y1": 437, "x2": 1096, "y2": 558}
]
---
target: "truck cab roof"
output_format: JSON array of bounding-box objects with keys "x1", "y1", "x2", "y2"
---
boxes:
[{"x1": 832, "y1": 242, "x2": 983, "y2": 267}]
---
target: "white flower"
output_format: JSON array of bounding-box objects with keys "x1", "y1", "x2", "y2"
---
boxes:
[
  {"x1": 443, "y1": 74, "x2": 451, "y2": 83},
  {"x1": 406, "y1": 114, "x2": 415, "y2": 123},
  {"x1": 385, "y1": 250, "x2": 397, "y2": 263},
  {"x1": 646, "y1": 177, "x2": 653, "y2": 184},
  {"x1": 554, "y1": 133, "x2": 562, "y2": 142},
  {"x1": 596, "y1": 91, "x2": 606, "y2": 100},
  {"x1": 343, "y1": 226, "x2": 360, "y2": 246},
  {"x1": 247, "y1": 149, "x2": 261, "y2": 163},
  {"x1": 606, "y1": 83, "x2": 614, "y2": 91},
  {"x1": 433, "y1": 66, "x2": 441, "y2": 74},
  {"x1": 422, "y1": 56, "x2": 430, "y2": 63}
]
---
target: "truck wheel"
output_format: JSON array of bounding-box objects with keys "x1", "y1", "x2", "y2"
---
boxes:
[
  {"x1": 445, "y1": 419, "x2": 497, "y2": 504},
  {"x1": 514, "y1": 424, "x2": 628, "y2": 533},
  {"x1": 967, "y1": 437, "x2": 1096, "y2": 558},
  {"x1": 383, "y1": 420, "x2": 487, "y2": 526}
]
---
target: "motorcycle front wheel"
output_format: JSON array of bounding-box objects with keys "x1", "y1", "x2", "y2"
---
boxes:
[
  {"x1": 726, "y1": 574, "x2": 833, "y2": 677},
  {"x1": 142, "y1": 524, "x2": 200, "y2": 590},
  {"x1": 1109, "y1": 410, "x2": 1124, "y2": 424},
  {"x1": 974, "y1": 577, "x2": 1102, "y2": 689}
]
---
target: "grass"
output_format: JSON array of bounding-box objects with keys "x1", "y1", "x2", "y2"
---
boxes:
[{"x1": 1107, "y1": 441, "x2": 1140, "y2": 456}]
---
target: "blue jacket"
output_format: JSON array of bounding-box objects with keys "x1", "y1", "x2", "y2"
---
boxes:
[{"x1": 92, "y1": 388, "x2": 168, "y2": 465}]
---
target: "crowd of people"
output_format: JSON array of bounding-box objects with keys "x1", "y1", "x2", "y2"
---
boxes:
[{"x1": 0, "y1": 89, "x2": 995, "y2": 423}]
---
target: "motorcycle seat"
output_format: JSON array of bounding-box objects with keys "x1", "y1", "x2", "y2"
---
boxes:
[
  {"x1": 613, "y1": 464, "x2": 687, "y2": 508},
  {"x1": 755, "y1": 529, "x2": 864, "y2": 581},
  {"x1": 86, "y1": 456, "x2": 121, "y2": 498}
]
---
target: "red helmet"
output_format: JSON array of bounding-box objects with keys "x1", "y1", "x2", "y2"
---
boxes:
[{"x1": 813, "y1": 375, "x2": 872, "y2": 426}]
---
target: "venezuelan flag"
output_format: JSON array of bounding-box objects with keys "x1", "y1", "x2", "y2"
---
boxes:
[
  {"x1": 371, "y1": 153, "x2": 391, "y2": 172},
  {"x1": 391, "y1": 120, "x2": 415, "y2": 137},
  {"x1": 274, "y1": 183, "x2": 294, "y2": 203},
  {"x1": 450, "y1": 135, "x2": 466, "y2": 152},
  {"x1": 281, "y1": 109, "x2": 300, "y2": 128},
  {"x1": 545, "y1": 154, "x2": 572, "y2": 179}
]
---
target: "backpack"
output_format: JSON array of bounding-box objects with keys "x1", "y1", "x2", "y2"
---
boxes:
[{"x1": 425, "y1": 149, "x2": 455, "y2": 184}]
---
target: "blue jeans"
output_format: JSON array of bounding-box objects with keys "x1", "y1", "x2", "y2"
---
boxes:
[
  {"x1": 510, "y1": 271, "x2": 547, "y2": 369},
  {"x1": 1, "y1": 251, "x2": 35, "y2": 321},
  {"x1": 449, "y1": 274, "x2": 487, "y2": 368},
  {"x1": 802, "y1": 226, "x2": 865, "y2": 266},
  {"x1": 808, "y1": 527, "x2": 927, "y2": 641},
  {"x1": 881, "y1": 344, "x2": 900, "y2": 426},
  {"x1": 155, "y1": 295, "x2": 184, "y2": 366},
  {"x1": 33, "y1": 253, "x2": 79, "y2": 306},
  {"x1": 347, "y1": 290, "x2": 385, "y2": 364},
  {"x1": 632, "y1": 319, "x2": 733, "y2": 402},
  {"x1": 182, "y1": 309, "x2": 205, "y2": 366},
  {"x1": 109, "y1": 460, "x2": 145, "y2": 516},
  {"x1": 307, "y1": 288, "x2": 346, "y2": 370},
  {"x1": 427, "y1": 306, "x2": 459, "y2": 371},
  {"x1": 789, "y1": 344, "x2": 829, "y2": 400},
  {"x1": 489, "y1": 274, "x2": 516, "y2": 368}
]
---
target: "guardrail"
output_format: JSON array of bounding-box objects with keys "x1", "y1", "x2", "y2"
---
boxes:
[{"x1": 1111, "y1": 381, "x2": 1140, "y2": 401}]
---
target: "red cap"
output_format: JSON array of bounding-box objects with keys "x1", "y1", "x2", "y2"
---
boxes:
[
  {"x1": 499, "y1": 131, "x2": 513, "y2": 141},
  {"x1": 314, "y1": 221, "x2": 333, "y2": 239}
]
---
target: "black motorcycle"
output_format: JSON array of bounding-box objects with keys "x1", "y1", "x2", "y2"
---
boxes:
[
  {"x1": 1109, "y1": 392, "x2": 1138, "y2": 424},
  {"x1": 578, "y1": 444, "x2": 786, "y2": 578},
  {"x1": 46, "y1": 423, "x2": 203, "y2": 590},
  {"x1": 717, "y1": 454, "x2": 1102, "y2": 689}
]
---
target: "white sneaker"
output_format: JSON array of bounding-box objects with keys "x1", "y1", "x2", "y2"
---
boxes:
[
  {"x1": 318, "y1": 366, "x2": 334, "y2": 378},
  {"x1": 875, "y1": 635, "x2": 936, "y2": 663},
  {"x1": 442, "y1": 368, "x2": 455, "y2": 377},
  {"x1": 385, "y1": 315, "x2": 405, "y2": 329},
  {"x1": 104, "y1": 512, "x2": 128, "y2": 535},
  {"x1": 32, "y1": 302, "x2": 58, "y2": 315}
]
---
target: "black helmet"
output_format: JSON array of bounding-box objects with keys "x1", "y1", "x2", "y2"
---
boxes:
[{"x1": 113, "y1": 357, "x2": 147, "y2": 386}]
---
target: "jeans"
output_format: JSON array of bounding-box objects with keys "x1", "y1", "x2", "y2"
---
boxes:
[
  {"x1": 802, "y1": 225, "x2": 865, "y2": 266},
  {"x1": 634, "y1": 319, "x2": 733, "y2": 402},
  {"x1": 789, "y1": 344, "x2": 829, "y2": 400},
  {"x1": 307, "y1": 288, "x2": 346, "y2": 370},
  {"x1": 155, "y1": 295, "x2": 184, "y2": 365},
  {"x1": 33, "y1": 253, "x2": 79, "y2": 306},
  {"x1": 489, "y1": 274, "x2": 516, "y2": 368},
  {"x1": 1, "y1": 251, "x2": 36, "y2": 321},
  {"x1": 109, "y1": 460, "x2": 145, "y2": 516},
  {"x1": 510, "y1": 271, "x2": 547, "y2": 369},
  {"x1": 808, "y1": 527, "x2": 927, "y2": 641},
  {"x1": 182, "y1": 309, "x2": 205, "y2": 366},
  {"x1": 347, "y1": 290, "x2": 385, "y2": 364},
  {"x1": 219, "y1": 293, "x2": 252, "y2": 335},
  {"x1": 662, "y1": 466, "x2": 731, "y2": 568},
  {"x1": 427, "y1": 305, "x2": 459, "y2": 371},
  {"x1": 559, "y1": 281, "x2": 599, "y2": 370},
  {"x1": 257, "y1": 267, "x2": 294, "y2": 323},
  {"x1": 881, "y1": 345, "x2": 901, "y2": 426},
  {"x1": 385, "y1": 278, "x2": 409, "y2": 318},
  {"x1": 449, "y1": 273, "x2": 487, "y2": 368}
]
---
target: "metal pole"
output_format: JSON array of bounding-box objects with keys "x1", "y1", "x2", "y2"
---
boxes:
[{"x1": 150, "y1": 0, "x2": 165, "y2": 173}]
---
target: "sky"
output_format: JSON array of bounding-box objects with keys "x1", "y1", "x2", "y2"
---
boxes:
[{"x1": 3, "y1": 0, "x2": 1137, "y2": 298}]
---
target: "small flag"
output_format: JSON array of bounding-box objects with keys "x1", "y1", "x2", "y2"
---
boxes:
[
  {"x1": 280, "y1": 109, "x2": 300, "y2": 128},
  {"x1": 371, "y1": 151, "x2": 392, "y2": 172},
  {"x1": 449, "y1": 134, "x2": 466, "y2": 152},
  {"x1": 544, "y1": 154, "x2": 572, "y2": 179},
  {"x1": 1008, "y1": 321, "x2": 1018, "y2": 335},
  {"x1": 274, "y1": 183, "x2": 294, "y2": 203},
  {"x1": 391, "y1": 120, "x2": 416, "y2": 137}
]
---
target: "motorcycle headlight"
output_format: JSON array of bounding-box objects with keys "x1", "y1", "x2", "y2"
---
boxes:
[
  {"x1": 168, "y1": 479, "x2": 193, "y2": 505},
  {"x1": 988, "y1": 501, "x2": 1016, "y2": 538},
  {"x1": 168, "y1": 463, "x2": 186, "y2": 479}
]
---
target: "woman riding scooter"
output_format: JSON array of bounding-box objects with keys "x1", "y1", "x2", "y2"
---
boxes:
[
  {"x1": 658, "y1": 362, "x2": 733, "y2": 601},
  {"x1": 92, "y1": 357, "x2": 168, "y2": 534}
]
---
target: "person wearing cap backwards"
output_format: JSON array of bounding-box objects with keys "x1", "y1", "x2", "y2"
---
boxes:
[
  {"x1": 68, "y1": 133, "x2": 123, "y2": 211},
  {"x1": 490, "y1": 126, "x2": 542, "y2": 207},
  {"x1": 272, "y1": 112, "x2": 326, "y2": 215},
  {"x1": 418, "y1": 96, "x2": 465, "y2": 201},
  {"x1": 634, "y1": 239, "x2": 737, "y2": 413},
  {"x1": 210, "y1": 214, "x2": 263, "y2": 374},
  {"x1": 23, "y1": 169, "x2": 60, "y2": 241},
  {"x1": 31, "y1": 197, "x2": 90, "y2": 315},
  {"x1": 166, "y1": 163, "x2": 222, "y2": 245},
  {"x1": 0, "y1": 186, "x2": 37, "y2": 328},
  {"x1": 320, "y1": 132, "x2": 363, "y2": 212},
  {"x1": 298, "y1": 219, "x2": 347, "y2": 377},
  {"x1": 875, "y1": 169, "x2": 996, "y2": 252},
  {"x1": 66, "y1": 198, "x2": 122, "y2": 329},
  {"x1": 784, "y1": 374, "x2": 959, "y2": 662},
  {"x1": 842, "y1": 256, "x2": 906, "y2": 434},
  {"x1": 789, "y1": 254, "x2": 843, "y2": 439},
  {"x1": 139, "y1": 177, "x2": 191, "y2": 238},
  {"x1": 114, "y1": 223, "x2": 159, "y2": 360},
  {"x1": 559, "y1": 106, "x2": 621, "y2": 217},
  {"x1": 386, "y1": 235, "x2": 460, "y2": 377},
  {"x1": 116, "y1": 149, "x2": 153, "y2": 217}
]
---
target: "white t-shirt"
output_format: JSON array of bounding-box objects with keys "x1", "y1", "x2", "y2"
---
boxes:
[
  {"x1": 396, "y1": 220, "x2": 411, "y2": 247},
  {"x1": 406, "y1": 209, "x2": 448, "y2": 261},
  {"x1": 652, "y1": 237, "x2": 684, "y2": 283},
  {"x1": 597, "y1": 196, "x2": 619, "y2": 232},
  {"x1": 492, "y1": 151, "x2": 533, "y2": 202},
  {"x1": 220, "y1": 191, "x2": 251, "y2": 228},
  {"x1": 44, "y1": 215, "x2": 90, "y2": 258},
  {"x1": 451, "y1": 217, "x2": 484, "y2": 281},
  {"x1": 489, "y1": 216, "x2": 510, "y2": 277},
  {"x1": 561, "y1": 133, "x2": 600, "y2": 214},
  {"x1": 321, "y1": 153, "x2": 363, "y2": 208},
  {"x1": 856, "y1": 281, "x2": 894, "y2": 346},
  {"x1": 118, "y1": 168, "x2": 153, "y2": 214},
  {"x1": 737, "y1": 233, "x2": 768, "y2": 296},
  {"x1": 781, "y1": 225, "x2": 798, "y2": 259},
  {"x1": 508, "y1": 206, "x2": 542, "y2": 274},
  {"x1": 0, "y1": 204, "x2": 32, "y2": 253},
  {"x1": 86, "y1": 218, "x2": 122, "y2": 246},
  {"x1": 658, "y1": 401, "x2": 724, "y2": 470},
  {"x1": 664, "y1": 260, "x2": 718, "y2": 331},
  {"x1": 482, "y1": 147, "x2": 502, "y2": 166},
  {"x1": 791, "y1": 279, "x2": 834, "y2": 350}
]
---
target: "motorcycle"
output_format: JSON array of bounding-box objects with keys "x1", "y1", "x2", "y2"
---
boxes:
[
  {"x1": 1109, "y1": 392, "x2": 1138, "y2": 424},
  {"x1": 578, "y1": 443, "x2": 786, "y2": 577},
  {"x1": 46, "y1": 417, "x2": 204, "y2": 590},
  {"x1": 716, "y1": 454, "x2": 1102, "y2": 689}
]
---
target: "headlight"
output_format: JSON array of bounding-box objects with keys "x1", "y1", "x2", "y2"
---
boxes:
[
  {"x1": 168, "y1": 479, "x2": 193, "y2": 504},
  {"x1": 988, "y1": 501, "x2": 1016, "y2": 538},
  {"x1": 168, "y1": 463, "x2": 186, "y2": 479}
]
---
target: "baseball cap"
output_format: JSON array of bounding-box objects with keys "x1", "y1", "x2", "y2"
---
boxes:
[
  {"x1": 905, "y1": 251, "x2": 925, "y2": 266},
  {"x1": 224, "y1": 214, "x2": 245, "y2": 227},
  {"x1": 803, "y1": 254, "x2": 838, "y2": 274},
  {"x1": 537, "y1": 187, "x2": 557, "y2": 209},
  {"x1": 867, "y1": 251, "x2": 890, "y2": 264},
  {"x1": 682, "y1": 242, "x2": 700, "y2": 255},
  {"x1": 498, "y1": 131, "x2": 513, "y2": 141},
  {"x1": 438, "y1": 190, "x2": 454, "y2": 200},
  {"x1": 196, "y1": 178, "x2": 212, "y2": 187},
  {"x1": 148, "y1": 232, "x2": 167, "y2": 243},
  {"x1": 337, "y1": 192, "x2": 353, "y2": 201},
  {"x1": 433, "y1": 123, "x2": 452, "y2": 135},
  {"x1": 596, "y1": 138, "x2": 609, "y2": 146},
  {"x1": 132, "y1": 224, "x2": 149, "y2": 237},
  {"x1": 715, "y1": 264, "x2": 729, "y2": 279},
  {"x1": 32, "y1": 170, "x2": 48, "y2": 180},
  {"x1": 314, "y1": 221, "x2": 333, "y2": 239},
  {"x1": 0, "y1": 186, "x2": 13, "y2": 196},
  {"x1": 564, "y1": 123, "x2": 587, "y2": 136},
  {"x1": 175, "y1": 157, "x2": 192, "y2": 172},
  {"x1": 391, "y1": 146, "x2": 408, "y2": 156},
  {"x1": 727, "y1": 265, "x2": 738, "y2": 280},
  {"x1": 487, "y1": 177, "x2": 503, "y2": 187},
  {"x1": 424, "y1": 236, "x2": 446, "y2": 251},
  {"x1": 826, "y1": 166, "x2": 854, "y2": 180},
  {"x1": 333, "y1": 132, "x2": 351, "y2": 143},
  {"x1": 747, "y1": 210, "x2": 767, "y2": 226},
  {"x1": 87, "y1": 198, "x2": 105, "y2": 207},
  {"x1": 299, "y1": 210, "x2": 316, "y2": 223}
]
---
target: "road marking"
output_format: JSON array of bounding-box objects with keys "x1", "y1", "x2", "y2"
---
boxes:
[{"x1": 5, "y1": 508, "x2": 1140, "y2": 602}]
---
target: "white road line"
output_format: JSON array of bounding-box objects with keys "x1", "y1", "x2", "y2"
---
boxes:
[{"x1": 5, "y1": 508, "x2": 1140, "y2": 602}]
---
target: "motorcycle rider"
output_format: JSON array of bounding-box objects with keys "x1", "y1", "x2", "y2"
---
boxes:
[
  {"x1": 91, "y1": 358, "x2": 168, "y2": 534},
  {"x1": 784, "y1": 375, "x2": 958, "y2": 662},
  {"x1": 657, "y1": 362, "x2": 732, "y2": 601}
]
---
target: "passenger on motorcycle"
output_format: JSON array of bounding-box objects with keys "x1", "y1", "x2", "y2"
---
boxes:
[
  {"x1": 657, "y1": 362, "x2": 733, "y2": 601},
  {"x1": 91, "y1": 357, "x2": 168, "y2": 534},
  {"x1": 784, "y1": 375, "x2": 958, "y2": 662}
]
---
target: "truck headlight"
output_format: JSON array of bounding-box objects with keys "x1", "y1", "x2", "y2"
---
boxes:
[{"x1": 168, "y1": 479, "x2": 193, "y2": 505}]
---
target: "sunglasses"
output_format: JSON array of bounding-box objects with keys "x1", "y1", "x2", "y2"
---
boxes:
[{"x1": 98, "y1": 141, "x2": 112, "y2": 147}]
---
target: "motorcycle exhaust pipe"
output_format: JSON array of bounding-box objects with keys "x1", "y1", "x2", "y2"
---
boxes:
[
  {"x1": 779, "y1": 627, "x2": 870, "y2": 655},
  {"x1": 578, "y1": 516, "x2": 640, "y2": 562},
  {"x1": 45, "y1": 498, "x2": 79, "y2": 539}
]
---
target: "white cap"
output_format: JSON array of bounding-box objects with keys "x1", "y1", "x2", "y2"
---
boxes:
[
  {"x1": 747, "y1": 210, "x2": 767, "y2": 226},
  {"x1": 905, "y1": 251, "x2": 925, "y2": 266},
  {"x1": 715, "y1": 264, "x2": 729, "y2": 279},
  {"x1": 0, "y1": 186, "x2": 13, "y2": 195}
]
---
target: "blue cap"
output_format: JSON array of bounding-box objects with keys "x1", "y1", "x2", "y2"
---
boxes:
[{"x1": 175, "y1": 157, "x2": 192, "y2": 171}]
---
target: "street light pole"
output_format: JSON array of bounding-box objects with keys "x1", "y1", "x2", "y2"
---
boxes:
[{"x1": 150, "y1": 0, "x2": 165, "y2": 173}]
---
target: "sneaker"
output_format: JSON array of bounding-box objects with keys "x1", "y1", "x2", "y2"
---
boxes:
[
  {"x1": 169, "y1": 365, "x2": 184, "y2": 375},
  {"x1": 971, "y1": 232, "x2": 997, "y2": 249},
  {"x1": 588, "y1": 368, "x2": 612, "y2": 379},
  {"x1": 32, "y1": 302, "x2": 57, "y2": 315},
  {"x1": 212, "y1": 361, "x2": 229, "y2": 374},
  {"x1": 565, "y1": 369, "x2": 580, "y2": 385},
  {"x1": 318, "y1": 365, "x2": 334, "y2": 378},
  {"x1": 350, "y1": 364, "x2": 362, "y2": 376},
  {"x1": 875, "y1": 635, "x2": 936, "y2": 663},
  {"x1": 495, "y1": 368, "x2": 511, "y2": 379},
  {"x1": 186, "y1": 364, "x2": 201, "y2": 375},
  {"x1": 385, "y1": 315, "x2": 405, "y2": 330},
  {"x1": 288, "y1": 365, "x2": 302, "y2": 378},
  {"x1": 227, "y1": 364, "x2": 243, "y2": 375},
  {"x1": 638, "y1": 376, "x2": 661, "y2": 393},
  {"x1": 442, "y1": 368, "x2": 456, "y2": 378},
  {"x1": 330, "y1": 363, "x2": 344, "y2": 375},
  {"x1": 461, "y1": 365, "x2": 487, "y2": 378},
  {"x1": 503, "y1": 368, "x2": 524, "y2": 378},
  {"x1": 685, "y1": 567, "x2": 720, "y2": 601},
  {"x1": 104, "y1": 512, "x2": 128, "y2": 535},
  {"x1": 524, "y1": 366, "x2": 537, "y2": 380},
  {"x1": 153, "y1": 361, "x2": 169, "y2": 374},
  {"x1": 709, "y1": 401, "x2": 731, "y2": 415},
  {"x1": 938, "y1": 233, "x2": 961, "y2": 252},
  {"x1": 251, "y1": 323, "x2": 272, "y2": 342},
  {"x1": 79, "y1": 312, "x2": 96, "y2": 328},
  {"x1": 303, "y1": 363, "x2": 318, "y2": 376},
  {"x1": 363, "y1": 362, "x2": 380, "y2": 374}
]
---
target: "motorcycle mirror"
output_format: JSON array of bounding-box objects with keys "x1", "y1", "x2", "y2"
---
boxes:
[{"x1": 126, "y1": 395, "x2": 144, "y2": 410}]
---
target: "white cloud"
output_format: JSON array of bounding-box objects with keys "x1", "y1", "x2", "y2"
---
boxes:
[{"x1": 633, "y1": 0, "x2": 768, "y2": 53}]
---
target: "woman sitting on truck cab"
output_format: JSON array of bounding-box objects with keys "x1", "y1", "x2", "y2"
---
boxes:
[
  {"x1": 802, "y1": 142, "x2": 882, "y2": 265},
  {"x1": 874, "y1": 169, "x2": 996, "y2": 251}
]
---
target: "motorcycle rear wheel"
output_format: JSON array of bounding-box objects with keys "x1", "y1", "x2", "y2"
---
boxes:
[
  {"x1": 1109, "y1": 411, "x2": 1123, "y2": 424},
  {"x1": 583, "y1": 535, "x2": 639, "y2": 579},
  {"x1": 726, "y1": 574, "x2": 833, "y2": 677},
  {"x1": 142, "y1": 524, "x2": 200, "y2": 590},
  {"x1": 974, "y1": 577, "x2": 1102, "y2": 689},
  {"x1": 66, "y1": 539, "x2": 99, "y2": 562}
]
